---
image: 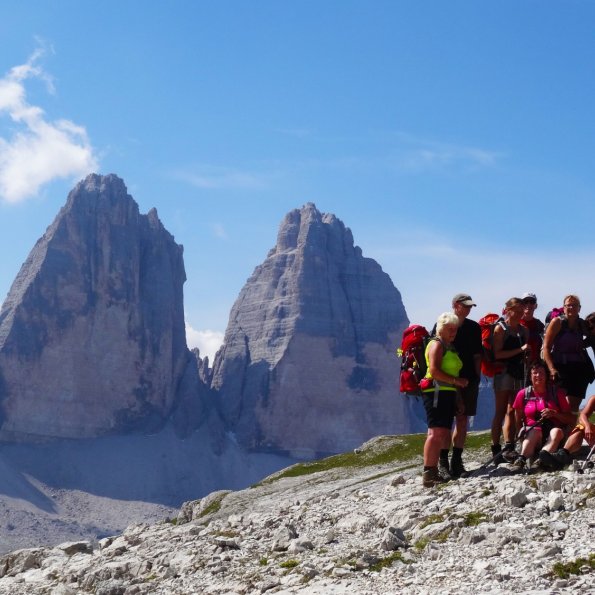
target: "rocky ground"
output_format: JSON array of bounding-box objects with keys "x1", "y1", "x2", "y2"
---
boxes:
[{"x1": 0, "y1": 433, "x2": 593, "y2": 595}]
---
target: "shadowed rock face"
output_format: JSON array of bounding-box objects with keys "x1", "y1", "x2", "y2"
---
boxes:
[
  {"x1": 211, "y1": 203, "x2": 422, "y2": 456},
  {"x1": 0, "y1": 174, "x2": 205, "y2": 441}
]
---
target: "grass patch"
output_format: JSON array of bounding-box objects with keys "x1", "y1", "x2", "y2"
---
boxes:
[
  {"x1": 199, "y1": 494, "x2": 226, "y2": 518},
  {"x1": 435, "y1": 528, "x2": 452, "y2": 543},
  {"x1": 259, "y1": 558, "x2": 268, "y2": 566},
  {"x1": 414, "y1": 537, "x2": 430, "y2": 551},
  {"x1": 419, "y1": 513, "x2": 446, "y2": 529},
  {"x1": 463, "y1": 511, "x2": 488, "y2": 527},
  {"x1": 279, "y1": 559, "x2": 300, "y2": 569},
  {"x1": 551, "y1": 554, "x2": 595, "y2": 579},
  {"x1": 257, "y1": 431, "x2": 493, "y2": 485},
  {"x1": 464, "y1": 432, "x2": 493, "y2": 450},
  {"x1": 369, "y1": 551, "x2": 408, "y2": 572},
  {"x1": 261, "y1": 435, "x2": 427, "y2": 483}
]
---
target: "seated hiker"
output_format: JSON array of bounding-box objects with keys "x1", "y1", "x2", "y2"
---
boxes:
[
  {"x1": 549, "y1": 393, "x2": 595, "y2": 467},
  {"x1": 510, "y1": 361, "x2": 575, "y2": 472},
  {"x1": 421, "y1": 312, "x2": 468, "y2": 488}
]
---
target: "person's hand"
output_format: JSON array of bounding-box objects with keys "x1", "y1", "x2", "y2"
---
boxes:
[
  {"x1": 585, "y1": 422, "x2": 595, "y2": 446},
  {"x1": 455, "y1": 377, "x2": 469, "y2": 389},
  {"x1": 541, "y1": 408, "x2": 554, "y2": 420},
  {"x1": 548, "y1": 367, "x2": 559, "y2": 382}
]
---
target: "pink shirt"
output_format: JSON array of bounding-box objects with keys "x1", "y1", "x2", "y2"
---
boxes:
[{"x1": 512, "y1": 386, "x2": 570, "y2": 427}]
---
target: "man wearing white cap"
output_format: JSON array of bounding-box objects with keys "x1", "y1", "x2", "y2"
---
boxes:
[{"x1": 438, "y1": 293, "x2": 482, "y2": 478}]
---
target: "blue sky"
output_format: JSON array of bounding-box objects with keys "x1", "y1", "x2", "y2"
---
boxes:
[{"x1": 1, "y1": 1, "x2": 595, "y2": 360}]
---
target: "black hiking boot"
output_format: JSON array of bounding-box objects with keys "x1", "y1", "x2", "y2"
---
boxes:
[
  {"x1": 538, "y1": 449, "x2": 563, "y2": 471},
  {"x1": 450, "y1": 458, "x2": 469, "y2": 479},
  {"x1": 550, "y1": 448, "x2": 572, "y2": 469},
  {"x1": 491, "y1": 443, "x2": 503, "y2": 465}
]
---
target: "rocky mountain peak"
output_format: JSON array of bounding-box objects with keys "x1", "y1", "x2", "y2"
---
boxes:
[
  {"x1": 0, "y1": 173, "x2": 204, "y2": 441},
  {"x1": 211, "y1": 203, "x2": 420, "y2": 457}
]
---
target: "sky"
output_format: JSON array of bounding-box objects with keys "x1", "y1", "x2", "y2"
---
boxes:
[{"x1": 1, "y1": 1, "x2": 595, "y2": 361}]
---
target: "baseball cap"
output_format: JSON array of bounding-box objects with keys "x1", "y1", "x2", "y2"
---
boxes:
[
  {"x1": 452, "y1": 293, "x2": 476, "y2": 307},
  {"x1": 521, "y1": 292, "x2": 537, "y2": 303}
]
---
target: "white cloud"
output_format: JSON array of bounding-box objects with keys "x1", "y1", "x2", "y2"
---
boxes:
[
  {"x1": 0, "y1": 48, "x2": 98, "y2": 204},
  {"x1": 185, "y1": 323, "x2": 224, "y2": 361}
]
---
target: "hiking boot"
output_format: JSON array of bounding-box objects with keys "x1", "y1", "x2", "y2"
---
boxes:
[
  {"x1": 529, "y1": 458, "x2": 544, "y2": 474},
  {"x1": 538, "y1": 449, "x2": 563, "y2": 471},
  {"x1": 509, "y1": 456, "x2": 526, "y2": 473},
  {"x1": 450, "y1": 458, "x2": 469, "y2": 479},
  {"x1": 501, "y1": 448, "x2": 520, "y2": 463},
  {"x1": 422, "y1": 467, "x2": 447, "y2": 488},
  {"x1": 490, "y1": 444, "x2": 504, "y2": 465},
  {"x1": 438, "y1": 460, "x2": 452, "y2": 481},
  {"x1": 551, "y1": 448, "x2": 572, "y2": 469}
]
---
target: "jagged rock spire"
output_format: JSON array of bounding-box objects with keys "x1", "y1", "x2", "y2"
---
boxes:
[
  {"x1": 211, "y1": 203, "x2": 420, "y2": 456},
  {"x1": 0, "y1": 174, "x2": 205, "y2": 440}
]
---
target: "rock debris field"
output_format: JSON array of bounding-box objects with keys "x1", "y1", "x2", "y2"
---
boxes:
[{"x1": 0, "y1": 433, "x2": 594, "y2": 595}]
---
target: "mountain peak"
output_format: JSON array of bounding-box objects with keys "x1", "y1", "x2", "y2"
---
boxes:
[{"x1": 211, "y1": 204, "x2": 415, "y2": 456}]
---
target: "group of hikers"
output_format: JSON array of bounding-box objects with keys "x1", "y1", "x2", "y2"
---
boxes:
[{"x1": 420, "y1": 292, "x2": 595, "y2": 488}]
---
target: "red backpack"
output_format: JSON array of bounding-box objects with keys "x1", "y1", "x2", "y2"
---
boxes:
[
  {"x1": 397, "y1": 324, "x2": 430, "y2": 394},
  {"x1": 478, "y1": 313, "x2": 506, "y2": 377}
]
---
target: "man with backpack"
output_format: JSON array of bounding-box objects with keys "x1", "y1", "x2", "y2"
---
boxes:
[{"x1": 437, "y1": 293, "x2": 482, "y2": 478}]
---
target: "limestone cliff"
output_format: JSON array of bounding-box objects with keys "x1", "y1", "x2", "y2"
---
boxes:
[
  {"x1": 0, "y1": 174, "x2": 205, "y2": 440},
  {"x1": 211, "y1": 203, "x2": 423, "y2": 456}
]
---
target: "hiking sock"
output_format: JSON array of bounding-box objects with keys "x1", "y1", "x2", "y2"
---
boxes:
[
  {"x1": 503, "y1": 441, "x2": 515, "y2": 452},
  {"x1": 491, "y1": 444, "x2": 502, "y2": 456},
  {"x1": 423, "y1": 466, "x2": 432, "y2": 472},
  {"x1": 439, "y1": 449, "x2": 450, "y2": 465}
]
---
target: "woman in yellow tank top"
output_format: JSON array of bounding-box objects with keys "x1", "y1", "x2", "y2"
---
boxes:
[{"x1": 421, "y1": 312, "x2": 468, "y2": 488}]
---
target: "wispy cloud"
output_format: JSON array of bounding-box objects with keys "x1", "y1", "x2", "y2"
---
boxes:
[
  {"x1": 211, "y1": 223, "x2": 228, "y2": 240},
  {"x1": 185, "y1": 323, "x2": 224, "y2": 361},
  {"x1": 369, "y1": 228, "x2": 595, "y2": 328},
  {"x1": 0, "y1": 47, "x2": 98, "y2": 204},
  {"x1": 171, "y1": 165, "x2": 271, "y2": 190},
  {"x1": 390, "y1": 131, "x2": 501, "y2": 173}
]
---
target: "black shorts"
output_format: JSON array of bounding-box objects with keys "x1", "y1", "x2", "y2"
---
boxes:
[
  {"x1": 458, "y1": 379, "x2": 480, "y2": 417},
  {"x1": 556, "y1": 362, "x2": 591, "y2": 401},
  {"x1": 422, "y1": 389, "x2": 457, "y2": 429}
]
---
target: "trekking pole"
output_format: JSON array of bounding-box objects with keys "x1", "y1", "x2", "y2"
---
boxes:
[
  {"x1": 577, "y1": 443, "x2": 595, "y2": 474},
  {"x1": 471, "y1": 421, "x2": 542, "y2": 477}
]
